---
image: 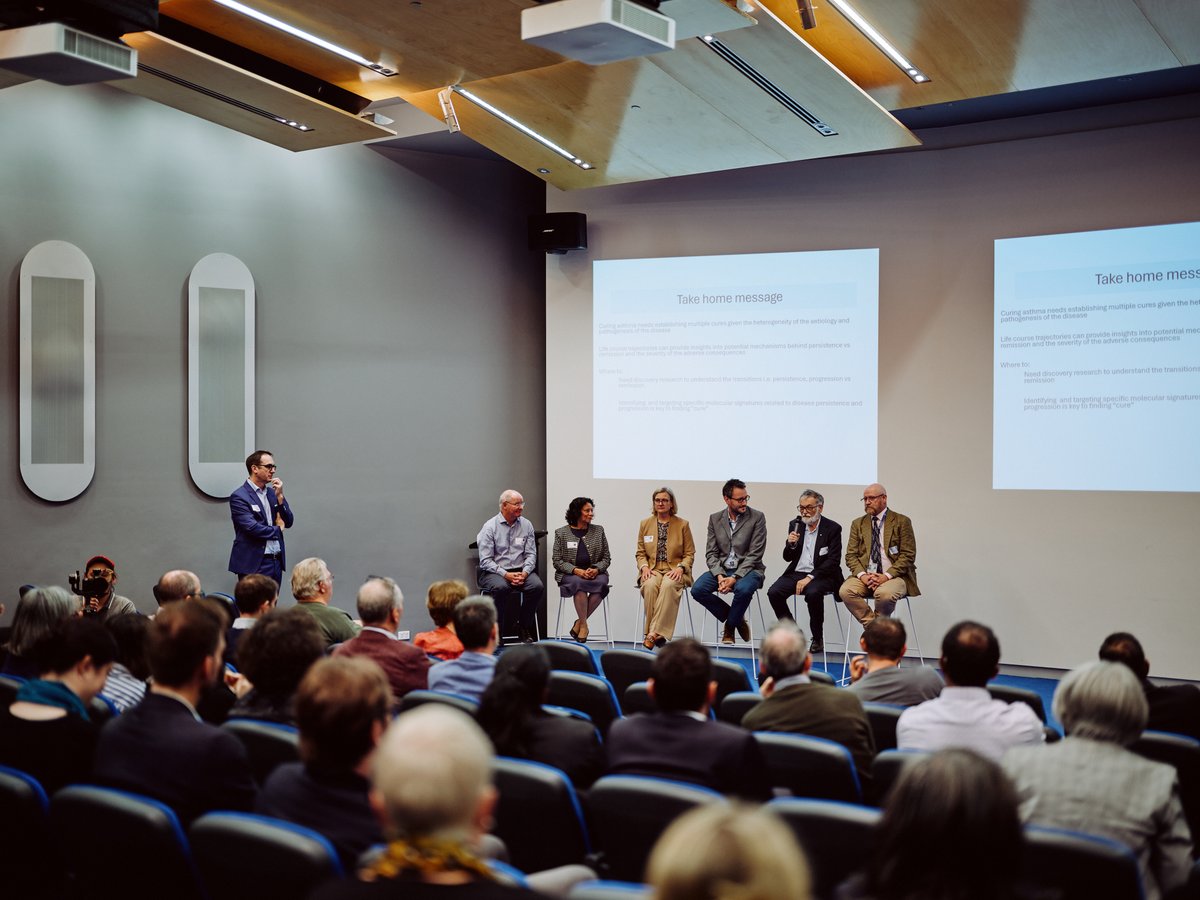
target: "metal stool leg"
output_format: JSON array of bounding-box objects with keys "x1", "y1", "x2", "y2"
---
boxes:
[
  {"x1": 554, "y1": 593, "x2": 567, "y2": 639},
  {"x1": 902, "y1": 595, "x2": 924, "y2": 666}
]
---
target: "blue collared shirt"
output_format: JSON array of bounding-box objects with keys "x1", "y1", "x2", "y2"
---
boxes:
[{"x1": 477, "y1": 513, "x2": 536, "y2": 576}]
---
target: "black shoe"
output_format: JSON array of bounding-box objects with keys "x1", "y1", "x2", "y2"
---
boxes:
[
  {"x1": 810, "y1": 638, "x2": 824, "y2": 653},
  {"x1": 519, "y1": 628, "x2": 535, "y2": 644},
  {"x1": 736, "y1": 621, "x2": 751, "y2": 643}
]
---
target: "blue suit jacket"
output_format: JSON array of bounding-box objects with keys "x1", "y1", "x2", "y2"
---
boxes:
[{"x1": 228, "y1": 480, "x2": 294, "y2": 574}]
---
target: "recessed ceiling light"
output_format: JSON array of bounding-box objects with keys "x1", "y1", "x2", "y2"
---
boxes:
[
  {"x1": 824, "y1": 0, "x2": 930, "y2": 84},
  {"x1": 450, "y1": 86, "x2": 594, "y2": 171}
]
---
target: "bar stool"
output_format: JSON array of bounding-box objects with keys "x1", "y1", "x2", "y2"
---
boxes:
[
  {"x1": 631, "y1": 584, "x2": 693, "y2": 648},
  {"x1": 684, "y1": 588, "x2": 768, "y2": 672},
  {"x1": 553, "y1": 591, "x2": 615, "y2": 648},
  {"x1": 789, "y1": 591, "x2": 847, "y2": 677},
  {"x1": 836, "y1": 593, "x2": 925, "y2": 685}
]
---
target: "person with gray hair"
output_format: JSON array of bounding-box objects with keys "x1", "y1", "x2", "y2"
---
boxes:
[
  {"x1": 291, "y1": 557, "x2": 359, "y2": 648},
  {"x1": 1, "y1": 586, "x2": 83, "y2": 678},
  {"x1": 1002, "y1": 660, "x2": 1193, "y2": 900},
  {"x1": 427, "y1": 596, "x2": 500, "y2": 701},
  {"x1": 764, "y1": 489, "x2": 844, "y2": 653},
  {"x1": 741, "y1": 619, "x2": 876, "y2": 786},
  {"x1": 334, "y1": 577, "x2": 430, "y2": 704},
  {"x1": 476, "y1": 489, "x2": 545, "y2": 644},
  {"x1": 310, "y1": 704, "x2": 547, "y2": 899}
]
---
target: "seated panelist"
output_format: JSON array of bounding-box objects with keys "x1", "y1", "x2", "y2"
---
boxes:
[
  {"x1": 635, "y1": 486, "x2": 695, "y2": 650},
  {"x1": 551, "y1": 496, "x2": 611, "y2": 644}
]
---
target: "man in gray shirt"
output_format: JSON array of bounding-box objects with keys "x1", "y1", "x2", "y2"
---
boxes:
[
  {"x1": 476, "y1": 489, "x2": 544, "y2": 644},
  {"x1": 848, "y1": 617, "x2": 943, "y2": 705}
]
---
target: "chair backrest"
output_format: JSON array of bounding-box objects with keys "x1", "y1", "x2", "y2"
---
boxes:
[
  {"x1": 568, "y1": 881, "x2": 653, "y2": 900},
  {"x1": 868, "y1": 748, "x2": 929, "y2": 807},
  {"x1": 622, "y1": 681, "x2": 657, "y2": 716},
  {"x1": 808, "y1": 669, "x2": 835, "y2": 686},
  {"x1": 398, "y1": 688, "x2": 480, "y2": 716},
  {"x1": 1130, "y1": 729, "x2": 1200, "y2": 841},
  {"x1": 0, "y1": 765, "x2": 52, "y2": 899},
  {"x1": 586, "y1": 775, "x2": 724, "y2": 882},
  {"x1": 987, "y1": 682, "x2": 1048, "y2": 723},
  {"x1": 600, "y1": 648, "x2": 656, "y2": 700},
  {"x1": 752, "y1": 732, "x2": 863, "y2": 803},
  {"x1": 539, "y1": 639, "x2": 601, "y2": 675},
  {"x1": 190, "y1": 811, "x2": 344, "y2": 899},
  {"x1": 861, "y1": 702, "x2": 903, "y2": 752},
  {"x1": 0, "y1": 673, "x2": 26, "y2": 706},
  {"x1": 1021, "y1": 825, "x2": 1144, "y2": 900},
  {"x1": 50, "y1": 785, "x2": 204, "y2": 900},
  {"x1": 715, "y1": 690, "x2": 761, "y2": 726},
  {"x1": 546, "y1": 670, "x2": 622, "y2": 735},
  {"x1": 711, "y1": 658, "x2": 753, "y2": 705},
  {"x1": 492, "y1": 757, "x2": 591, "y2": 872},
  {"x1": 768, "y1": 797, "x2": 880, "y2": 899},
  {"x1": 221, "y1": 718, "x2": 301, "y2": 785}
]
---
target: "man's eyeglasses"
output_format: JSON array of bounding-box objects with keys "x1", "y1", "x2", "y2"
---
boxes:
[
  {"x1": 862, "y1": 493, "x2": 884, "y2": 502},
  {"x1": 797, "y1": 504, "x2": 819, "y2": 514},
  {"x1": 256, "y1": 463, "x2": 278, "y2": 471}
]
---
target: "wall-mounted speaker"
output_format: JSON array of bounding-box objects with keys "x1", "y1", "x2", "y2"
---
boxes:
[{"x1": 529, "y1": 212, "x2": 587, "y2": 254}]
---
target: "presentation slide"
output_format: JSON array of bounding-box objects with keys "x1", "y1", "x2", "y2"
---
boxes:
[
  {"x1": 593, "y1": 249, "x2": 878, "y2": 484},
  {"x1": 994, "y1": 221, "x2": 1200, "y2": 491}
]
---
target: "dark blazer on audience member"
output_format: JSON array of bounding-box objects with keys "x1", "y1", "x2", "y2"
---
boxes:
[
  {"x1": 520, "y1": 713, "x2": 606, "y2": 790},
  {"x1": 332, "y1": 629, "x2": 431, "y2": 703},
  {"x1": 92, "y1": 691, "x2": 257, "y2": 823},
  {"x1": 605, "y1": 711, "x2": 771, "y2": 800},
  {"x1": 1145, "y1": 681, "x2": 1200, "y2": 741},
  {"x1": 741, "y1": 681, "x2": 877, "y2": 786}
]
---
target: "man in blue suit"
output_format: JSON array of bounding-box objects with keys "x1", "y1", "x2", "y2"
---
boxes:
[{"x1": 228, "y1": 449, "x2": 294, "y2": 586}]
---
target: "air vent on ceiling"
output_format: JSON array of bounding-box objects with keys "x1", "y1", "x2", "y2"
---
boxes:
[{"x1": 0, "y1": 21, "x2": 136, "y2": 84}]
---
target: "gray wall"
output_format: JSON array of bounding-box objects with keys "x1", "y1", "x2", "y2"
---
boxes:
[
  {"x1": 545, "y1": 95, "x2": 1200, "y2": 679},
  {"x1": 1, "y1": 81, "x2": 547, "y2": 630}
]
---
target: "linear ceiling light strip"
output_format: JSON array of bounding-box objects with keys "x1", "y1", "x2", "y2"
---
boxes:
[
  {"x1": 139, "y1": 63, "x2": 314, "y2": 131},
  {"x1": 824, "y1": 0, "x2": 929, "y2": 83},
  {"x1": 210, "y1": 0, "x2": 396, "y2": 75},
  {"x1": 699, "y1": 36, "x2": 837, "y2": 136},
  {"x1": 450, "y1": 86, "x2": 594, "y2": 170}
]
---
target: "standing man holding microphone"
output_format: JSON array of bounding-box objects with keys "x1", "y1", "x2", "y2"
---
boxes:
[
  {"x1": 765, "y1": 490, "x2": 843, "y2": 653},
  {"x1": 229, "y1": 450, "x2": 294, "y2": 587}
]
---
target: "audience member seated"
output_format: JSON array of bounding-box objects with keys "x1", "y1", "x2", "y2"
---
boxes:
[
  {"x1": 742, "y1": 620, "x2": 876, "y2": 786},
  {"x1": 1002, "y1": 660, "x2": 1192, "y2": 900},
  {"x1": 1, "y1": 586, "x2": 83, "y2": 679},
  {"x1": 92, "y1": 599, "x2": 257, "y2": 823},
  {"x1": 77, "y1": 554, "x2": 138, "y2": 621},
  {"x1": 896, "y1": 621, "x2": 1043, "y2": 762},
  {"x1": 476, "y1": 645, "x2": 605, "y2": 790},
  {"x1": 151, "y1": 568, "x2": 204, "y2": 613},
  {"x1": 225, "y1": 573, "x2": 278, "y2": 666},
  {"x1": 230, "y1": 606, "x2": 325, "y2": 724},
  {"x1": 0, "y1": 617, "x2": 116, "y2": 793},
  {"x1": 847, "y1": 618, "x2": 943, "y2": 706},
  {"x1": 647, "y1": 803, "x2": 812, "y2": 900},
  {"x1": 1099, "y1": 631, "x2": 1200, "y2": 741},
  {"x1": 837, "y1": 749, "x2": 1025, "y2": 900},
  {"x1": 100, "y1": 613, "x2": 150, "y2": 713},
  {"x1": 335, "y1": 577, "x2": 430, "y2": 704},
  {"x1": 413, "y1": 579, "x2": 468, "y2": 661},
  {"x1": 428, "y1": 596, "x2": 499, "y2": 702},
  {"x1": 292, "y1": 557, "x2": 360, "y2": 648},
  {"x1": 256, "y1": 656, "x2": 392, "y2": 872},
  {"x1": 605, "y1": 638, "x2": 770, "y2": 800},
  {"x1": 310, "y1": 704, "x2": 548, "y2": 899}
]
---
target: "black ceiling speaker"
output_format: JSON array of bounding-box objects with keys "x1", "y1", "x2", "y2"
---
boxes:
[{"x1": 529, "y1": 212, "x2": 587, "y2": 254}]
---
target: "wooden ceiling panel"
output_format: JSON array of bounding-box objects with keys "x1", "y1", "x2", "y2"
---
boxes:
[
  {"x1": 159, "y1": 0, "x2": 565, "y2": 100},
  {"x1": 111, "y1": 32, "x2": 395, "y2": 151},
  {"x1": 1137, "y1": 0, "x2": 1200, "y2": 65}
]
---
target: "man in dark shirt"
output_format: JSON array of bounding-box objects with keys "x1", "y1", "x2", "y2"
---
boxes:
[
  {"x1": 1100, "y1": 631, "x2": 1200, "y2": 740},
  {"x1": 605, "y1": 638, "x2": 770, "y2": 800},
  {"x1": 92, "y1": 599, "x2": 256, "y2": 823}
]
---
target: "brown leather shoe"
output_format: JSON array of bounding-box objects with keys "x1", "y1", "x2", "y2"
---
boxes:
[
  {"x1": 655, "y1": 635, "x2": 667, "y2": 647},
  {"x1": 643, "y1": 637, "x2": 656, "y2": 650},
  {"x1": 721, "y1": 625, "x2": 735, "y2": 645},
  {"x1": 736, "y1": 621, "x2": 751, "y2": 643}
]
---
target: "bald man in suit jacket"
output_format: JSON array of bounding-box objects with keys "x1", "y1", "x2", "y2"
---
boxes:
[{"x1": 839, "y1": 483, "x2": 919, "y2": 626}]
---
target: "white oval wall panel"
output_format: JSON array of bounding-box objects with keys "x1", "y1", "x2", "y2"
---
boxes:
[
  {"x1": 188, "y1": 253, "x2": 256, "y2": 499},
  {"x1": 19, "y1": 240, "x2": 96, "y2": 502}
]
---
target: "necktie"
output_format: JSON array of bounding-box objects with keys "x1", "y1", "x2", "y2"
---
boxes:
[{"x1": 870, "y1": 516, "x2": 881, "y2": 572}]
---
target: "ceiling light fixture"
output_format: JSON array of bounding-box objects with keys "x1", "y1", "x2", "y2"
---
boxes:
[
  {"x1": 824, "y1": 0, "x2": 929, "y2": 83},
  {"x1": 448, "y1": 85, "x2": 594, "y2": 171},
  {"x1": 210, "y1": 0, "x2": 396, "y2": 76},
  {"x1": 140, "y1": 63, "x2": 313, "y2": 131}
]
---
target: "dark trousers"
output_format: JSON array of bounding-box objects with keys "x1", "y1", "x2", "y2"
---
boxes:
[
  {"x1": 239, "y1": 553, "x2": 283, "y2": 589},
  {"x1": 766, "y1": 572, "x2": 839, "y2": 641},
  {"x1": 477, "y1": 569, "x2": 544, "y2": 637}
]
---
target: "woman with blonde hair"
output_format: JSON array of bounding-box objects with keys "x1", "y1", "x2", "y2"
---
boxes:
[
  {"x1": 647, "y1": 803, "x2": 811, "y2": 900},
  {"x1": 635, "y1": 487, "x2": 695, "y2": 650}
]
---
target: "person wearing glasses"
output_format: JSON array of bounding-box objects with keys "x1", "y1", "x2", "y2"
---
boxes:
[
  {"x1": 228, "y1": 449, "x2": 295, "y2": 587},
  {"x1": 635, "y1": 486, "x2": 695, "y2": 650},
  {"x1": 693, "y1": 479, "x2": 767, "y2": 645},
  {"x1": 764, "y1": 490, "x2": 843, "y2": 654},
  {"x1": 839, "y1": 483, "x2": 919, "y2": 627}
]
